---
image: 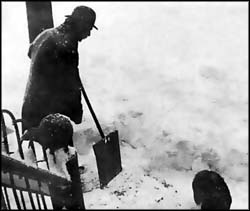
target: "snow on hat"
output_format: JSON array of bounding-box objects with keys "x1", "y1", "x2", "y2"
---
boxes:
[{"x1": 65, "y1": 6, "x2": 98, "y2": 30}]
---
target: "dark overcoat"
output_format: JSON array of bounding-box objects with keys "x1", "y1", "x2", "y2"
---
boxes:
[{"x1": 22, "y1": 25, "x2": 83, "y2": 131}]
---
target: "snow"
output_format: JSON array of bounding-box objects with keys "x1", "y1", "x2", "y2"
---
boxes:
[
  {"x1": 2, "y1": 1, "x2": 248, "y2": 209},
  {"x1": 5, "y1": 135, "x2": 75, "y2": 181}
]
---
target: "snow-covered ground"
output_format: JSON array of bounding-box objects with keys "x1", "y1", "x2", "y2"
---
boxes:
[{"x1": 2, "y1": 2, "x2": 248, "y2": 209}]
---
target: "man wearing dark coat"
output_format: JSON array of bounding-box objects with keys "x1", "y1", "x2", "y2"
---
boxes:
[{"x1": 21, "y1": 6, "x2": 98, "y2": 132}]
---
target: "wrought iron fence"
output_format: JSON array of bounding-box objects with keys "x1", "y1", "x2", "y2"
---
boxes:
[{"x1": 1, "y1": 109, "x2": 85, "y2": 210}]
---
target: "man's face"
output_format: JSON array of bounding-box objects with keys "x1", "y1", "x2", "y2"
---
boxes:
[{"x1": 76, "y1": 22, "x2": 93, "y2": 41}]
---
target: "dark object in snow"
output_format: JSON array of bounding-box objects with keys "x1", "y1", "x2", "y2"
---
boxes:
[
  {"x1": 192, "y1": 170, "x2": 232, "y2": 210},
  {"x1": 21, "y1": 113, "x2": 73, "y2": 159},
  {"x1": 113, "y1": 190, "x2": 126, "y2": 196},
  {"x1": 161, "y1": 180, "x2": 173, "y2": 188},
  {"x1": 21, "y1": 5, "x2": 98, "y2": 132}
]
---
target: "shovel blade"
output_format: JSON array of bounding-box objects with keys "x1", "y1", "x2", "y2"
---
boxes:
[{"x1": 93, "y1": 130, "x2": 122, "y2": 188}]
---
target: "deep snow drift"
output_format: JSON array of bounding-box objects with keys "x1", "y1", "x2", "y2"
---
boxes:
[{"x1": 2, "y1": 2, "x2": 248, "y2": 209}]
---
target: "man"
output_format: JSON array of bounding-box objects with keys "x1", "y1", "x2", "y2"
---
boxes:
[{"x1": 21, "y1": 6, "x2": 98, "y2": 132}]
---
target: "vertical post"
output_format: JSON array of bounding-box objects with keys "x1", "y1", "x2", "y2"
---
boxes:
[
  {"x1": 1, "y1": 189, "x2": 7, "y2": 210},
  {"x1": 1, "y1": 112, "x2": 10, "y2": 154},
  {"x1": 9, "y1": 173, "x2": 22, "y2": 210},
  {"x1": 2, "y1": 110, "x2": 25, "y2": 159},
  {"x1": 24, "y1": 178, "x2": 36, "y2": 209},
  {"x1": 36, "y1": 194, "x2": 42, "y2": 209},
  {"x1": 3, "y1": 187, "x2": 11, "y2": 209},
  {"x1": 49, "y1": 154, "x2": 85, "y2": 209},
  {"x1": 20, "y1": 191, "x2": 27, "y2": 210},
  {"x1": 12, "y1": 118, "x2": 24, "y2": 160},
  {"x1": 40, "y1": 194, "x2": 47, "y2": 210},
  {"x1": 66, "y1": 153, "x2": 85, "y2": 209},
  {"x1": 26, "y1": 2, "x2": 54, "y2": 43}
]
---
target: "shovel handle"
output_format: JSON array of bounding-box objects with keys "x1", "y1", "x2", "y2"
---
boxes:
[{"x1": 80, "y1": 82, "x2": 105, "y2": 139}]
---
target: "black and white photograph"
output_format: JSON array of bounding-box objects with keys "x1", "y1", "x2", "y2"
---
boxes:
[{"x1": 1, "y1": 1, "x2": 248, "y2": 209}]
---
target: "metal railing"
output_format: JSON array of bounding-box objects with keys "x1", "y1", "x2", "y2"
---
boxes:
[{"x1": 1, "y1": 109, "x2": 85, "y2": 210}]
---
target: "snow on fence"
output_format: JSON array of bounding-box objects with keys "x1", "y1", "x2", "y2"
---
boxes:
[{"x1": 1, "y1": 109, "x2": 85, "y2": 209}]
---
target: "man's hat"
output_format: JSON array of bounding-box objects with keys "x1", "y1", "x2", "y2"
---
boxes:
[{"x1": 65, "y1": 6, "x2": 98, "y2": 30}]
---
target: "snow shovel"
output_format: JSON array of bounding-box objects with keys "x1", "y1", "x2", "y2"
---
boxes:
[{"x1": 80, "y1": 82, "x2": 122, "y2": 188}]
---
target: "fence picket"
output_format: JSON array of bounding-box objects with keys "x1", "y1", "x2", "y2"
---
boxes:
[
  {"x1": 20, "y1": 191, "x2": 27, "y2": 210},
  {"x1": 1, "y1": 188, "x2": 8, "y2": 210},
  {"x1": 3, "y1": 187, "x2": 11, "y2": 209},
  {"x1": 9, "y1": 173, "x2": 22, "y2": 209}
]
